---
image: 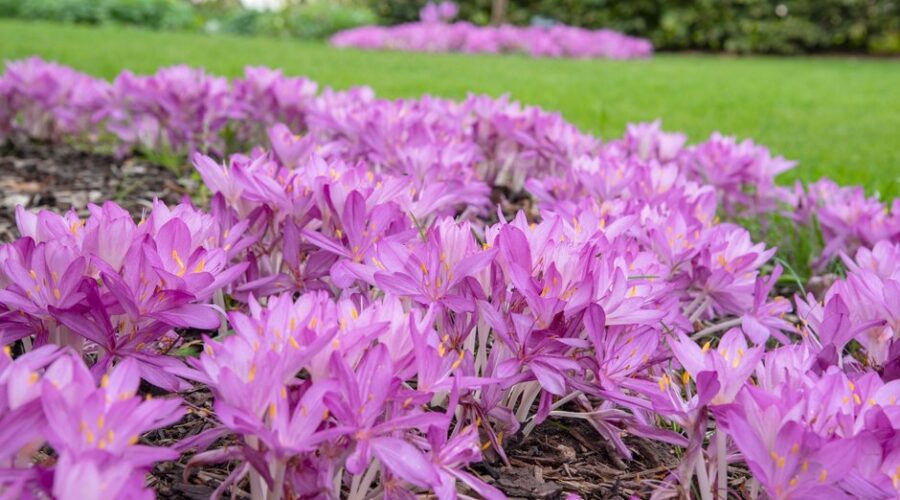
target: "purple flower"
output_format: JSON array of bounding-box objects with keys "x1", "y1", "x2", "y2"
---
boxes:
[{"x1": 373, "y1": 218, "x2": 496, "y2": 311}]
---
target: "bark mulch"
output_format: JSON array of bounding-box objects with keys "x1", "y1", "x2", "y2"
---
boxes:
[{"x1": 0, "y1": 139, "x2": 190, "y2": 242}]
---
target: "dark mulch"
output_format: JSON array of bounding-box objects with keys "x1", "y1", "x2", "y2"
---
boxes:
[
  {"x1": 144, "y1": 396, "x2": 681, "y2": 500},
  {"x1": 490, "y1": 185, "x2": 541, "y2": 224},
  {"x1": 143, "y1": 386, "x2": 248, "y2": 499},
  {"x1": 0, "y1": 139, "x2": 190, "y2": 242},
  {"x1": 480, "y1": 419, "x2": 679, "y2": 499}
]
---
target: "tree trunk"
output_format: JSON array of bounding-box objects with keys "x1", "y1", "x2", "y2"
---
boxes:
[{"x1": 491, "y1": 0, "x2": 508, "y2": 25}]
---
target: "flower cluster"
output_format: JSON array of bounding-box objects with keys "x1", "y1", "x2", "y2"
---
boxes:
[
  {"x1": 0, "y1": 347, "x2": 183, "y2": 499},
  {"x1": 330, "y1": 2, "x2": 653, "y2": 60},
  {"x1": 0, "y1": 200, "x2": 248, "y2": 389},
  {"x1": 2, "y1": 58, "x2": 900, "y2": 499}
]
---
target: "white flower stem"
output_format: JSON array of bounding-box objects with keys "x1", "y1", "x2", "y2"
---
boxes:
[
  {"x1": 716, "y1": 429, "x2": 727, "y2": 499},
  {"x1": 691, "y1": 318, "x2": 742, "y2": 340},
  {"x1": 695, "y1": 450, "x2": 713, "y2": 500}
]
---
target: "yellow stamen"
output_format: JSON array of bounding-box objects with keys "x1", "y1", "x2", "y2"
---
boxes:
[
  {"x1": 171, "y1": 250, "x2": 186, "y2": 276},
  {"x1": 658, "y1": 373, "x2": 670, "y2": 392},
  {"x1": 101, "y1": 374, "x2": 110, "y2": 388},
  {"x1": 451, "y1": 350, "x2": 465, "y2": 370}
]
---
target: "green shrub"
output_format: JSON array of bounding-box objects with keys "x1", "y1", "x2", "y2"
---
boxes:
[
  {"x1": 18, "y1": 0, "x2": 109, "y2": 24},
  {"x1": 1, "y1": 0, "x2": 193, "y2": 29},
  {"x1": 283, "y1": 2, "x2": 377, "y2": 40},
  {"x1": 215, "y1": 2, "x2": 376, "y2": 40},
  {"x1": 217, "y1": 7, "x2": 265, "y2": 36},
  {"x1": 106, "y1": 0, "x2": 194, "y2": 30}
]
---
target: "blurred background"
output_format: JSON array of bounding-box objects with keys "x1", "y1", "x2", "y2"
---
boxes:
[{"x1": 1, "y1": 0, "x2": 897, "y2": 55}]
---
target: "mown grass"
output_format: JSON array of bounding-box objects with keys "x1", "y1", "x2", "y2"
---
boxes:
[{"x1": 2, "y1": 19, "x2": 898, "y2": 196}]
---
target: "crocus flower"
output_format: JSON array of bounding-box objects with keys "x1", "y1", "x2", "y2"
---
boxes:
[
  {"x1": 719, "y1": 394, "x2": 859, "y2": 499},
  {"x1": 670, "y1": 328, "x2": 764, "y2": 405},
  {"x1": 373, "y1": 218, "x2": 496, "y2": 311}
]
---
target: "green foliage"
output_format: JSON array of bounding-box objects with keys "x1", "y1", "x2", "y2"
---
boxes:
[
  {"x1": 0, "y1": 0, "x2": 374, "y2": 40},
  {"x1": 214, "y1": 2, "x2": 377, "y2": 40},
  {"x1": 105, "y1": 0, "x2": 194, "y2": 30},
  {"x1": 0, "y1": 0, "x2": 194, "y2": 29},
  {"x1": 283, "y1": 2, "x2": 377, "y2": 40},
  {"x1": 369, "y1": 0, "x2": 900, "y2": 54}
]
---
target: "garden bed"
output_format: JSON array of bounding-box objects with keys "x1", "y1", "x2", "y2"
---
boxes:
[
  {"x1": 0, "y1": 138, "x2": 678, "y2": 498},
  {"x1": 1, "y1": 57, "x2": 898, "y2": 500}
]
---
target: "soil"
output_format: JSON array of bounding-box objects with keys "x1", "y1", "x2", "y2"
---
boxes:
[
  {"x1": 144, "y1": 394, "x2": 684, "y2": 499},
  {"x1": 482, "y1": 419, "x2": 681, "y2": 499},
  {"x1": 0, "y1": 139, "x2": 190, "y2": 242},
  {"x1": 3, "y1": 140, "x2": 687, "y2": 499}
]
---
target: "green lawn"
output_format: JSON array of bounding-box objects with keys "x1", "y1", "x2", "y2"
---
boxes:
[{"x1": 3, "y1": 19, "x2": 898, "y2": 197}]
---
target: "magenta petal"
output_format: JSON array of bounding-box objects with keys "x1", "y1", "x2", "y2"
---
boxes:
[
  {"x1": 149, "y1": 303, "x2": 221, "y2": 330},
  {"x1": 370, "y1": 436, "x2": 438, "y2": 488}
]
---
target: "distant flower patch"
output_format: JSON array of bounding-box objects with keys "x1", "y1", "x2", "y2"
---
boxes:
[{"x1": 330, "y1": 1, "x2": 653, "y2": 60}]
